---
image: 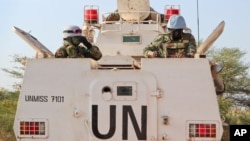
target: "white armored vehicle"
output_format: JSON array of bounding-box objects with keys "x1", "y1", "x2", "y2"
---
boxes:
[{"x1": 13, "y1": 0, "x2": 225, "y2": 140}]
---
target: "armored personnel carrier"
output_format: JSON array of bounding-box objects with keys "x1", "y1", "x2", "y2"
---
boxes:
[{"x1": 13, "y1": 0, "x2": 225, "y2": 140}]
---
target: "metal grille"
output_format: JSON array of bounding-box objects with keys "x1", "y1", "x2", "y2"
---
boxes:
[
  {"x1": 18, "y1": 119, "x2": 48, "y2": 138},
  {"x1": 189, "y1": 123, "x2": 216, "y2": 138}
]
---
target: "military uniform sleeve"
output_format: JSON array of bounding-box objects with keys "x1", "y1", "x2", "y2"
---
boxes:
[
  {"x1": 187, "y1": 34, "x2": 197, "y2": 57},
  {"x1": 143, "y1": 34, "x2": 169, "y2": 58},
  {"x1": 55, "y1": 46, "x2": 68, "y2": 58},
  {"x1": 78, "y1": 36, "x2": 102, "y2": 60},
  {"x1": 65, "y1": 45, "x2": 81, "y2": 58},
  {"x1": 80, "y1": 45, "x2": 102, "y2": 61},
  {"x1": 80, "y1": 36, "x2": 92, "y2": 49},
  {"x1": 88, "y1": 45, "x2": 102, "y2": 60}
]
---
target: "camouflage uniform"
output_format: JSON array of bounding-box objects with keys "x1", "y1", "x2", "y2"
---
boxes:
[
  {"x1": 143, "y1": 32, "x2": 197, "y2": 58},
  {"x1": 55, "y1": 37, "x2": 102, "y2": 60}
]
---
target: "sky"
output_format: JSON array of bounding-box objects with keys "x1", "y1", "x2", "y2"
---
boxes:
[{"x1": 1, "y1": 0, "x2": 250, "y2": 90}]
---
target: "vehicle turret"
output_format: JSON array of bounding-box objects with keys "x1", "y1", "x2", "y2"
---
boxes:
[{"x1": 117, "y1": 0, "x2": 150, "y2": 21}]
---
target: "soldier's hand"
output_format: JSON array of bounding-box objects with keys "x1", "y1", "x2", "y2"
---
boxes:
[
  {"x1": 147, "y1": 51, "x2": 159, "y2": 58},
  {"x1": 77, "y1": 36, "x2": 92, "y2": 49},
  {"x1": 175, "y1": 54, "x2": 186, "y2": 58},
  {"x1": 153, "y1": 51, "x2": 160, "y2": 57}
]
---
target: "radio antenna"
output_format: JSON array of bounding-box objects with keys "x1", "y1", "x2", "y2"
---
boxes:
[{"x1": 197, "y1": 0, "x2": 200, "y2": 47}]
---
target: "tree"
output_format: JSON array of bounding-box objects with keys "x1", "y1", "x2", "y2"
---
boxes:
[
  {"x1": 208, "y1": 47, "x2": 250, "y2": 95},
  {"x1": 208, "y1": 47, "x2": 250, "y2": 124},
  {"x1": 1, "y1": 54, "x2": 27, "y2": 90},
  {"x1": 208, "y1": 48, "x2": 250, "y2": 94},
  {"x1": 0, "y1": 55, "x2": 26, "y2": 140}
]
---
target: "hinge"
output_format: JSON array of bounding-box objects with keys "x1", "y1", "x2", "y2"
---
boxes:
[{"x1": 151, "y1": 89, "x2": 163, "y2": 98}]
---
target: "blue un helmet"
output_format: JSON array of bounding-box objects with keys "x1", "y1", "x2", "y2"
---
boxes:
[
  {"x1": 63, "y1": 25, "x2": 82, "y2": 39},
  {"x1": 167, "y1": 15, "x2": 187, "y2": 40},
  {"x1": 167, "y1": 15, "x2": 186, "y2": 29}
]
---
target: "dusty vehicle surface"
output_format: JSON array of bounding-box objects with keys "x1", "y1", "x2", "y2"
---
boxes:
[{"x1": 13, "y1": 0, "x2": 225, "y2": 140}]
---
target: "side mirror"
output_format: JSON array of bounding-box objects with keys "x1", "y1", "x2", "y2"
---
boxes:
[{"x1": 212, "y1": 63, "x2": 223, "y2": 73}]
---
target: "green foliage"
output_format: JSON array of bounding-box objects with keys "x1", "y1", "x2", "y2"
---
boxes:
[
  {"x1": 1, "y1": 54, "x2": 26, "y2": 79},
  {"x1": 226, "y1": 108, "x2": 250, "y2": 125},
  {"x1": 1, "y1": 54, "x2": 28, "y2": 90},
  {"x1": 0, "y1": 54, "x2": 27, "y2": 140},
  {"x1": 218, "y1": 96, "x2": 233, "y2": 116},
  {"x1": 208, "y1": 47, "x2": 250, "y2": 94},
  {"x1": 209, "y1": 47, "x2": 250, "y2": 125},
  {"x1": 218, "y1": 96, "x2": 250, "y2": 124},
  {"x1": 0, "y1": 88, "x2": 19, "y2": 141}
]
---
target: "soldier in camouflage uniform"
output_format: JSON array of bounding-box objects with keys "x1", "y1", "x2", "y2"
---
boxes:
[
  {"x1": 143, "y1": 15, "x2": 197, "y2": 58},
  {"x1": 55, "y1": 25, "x2": 102, "y2": 60}
]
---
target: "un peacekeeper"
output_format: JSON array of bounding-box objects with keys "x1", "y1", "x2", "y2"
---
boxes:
[
  {"x1": 143, "y1": 15, "x2": 197, "y2": 58},
  {"x1": 55, "y1": 25, "x2": 102, "y2": 60}
]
